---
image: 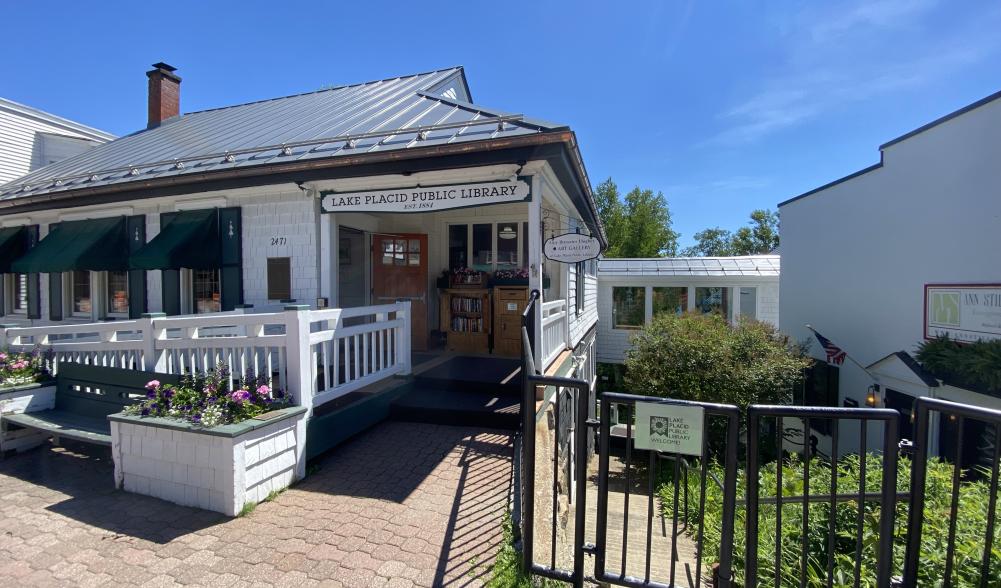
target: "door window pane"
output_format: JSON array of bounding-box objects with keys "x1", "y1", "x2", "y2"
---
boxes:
[
  {"x1": 107, "y1": 271, "x2": 129, "y2": 314},
  {"x1": 394, "y1": 239, "x2": 406, "y2": 266},
  {"x1": 472, "y1": 224, "x2": 493, "y2": 271},
  {"x1": 695, "y1": 287, "x2": 728, "y2": 317},
  {"x1": 652, "y1": 287, "x2": 687, "y2": 317},
  {"x1": 497, "y1": 223, "x2": 518, "y2": 269},
  {"x1": 739, "y1": 287, "x2": 757, "y2": 319},
  {"x1": 193, "y1": 269, "x2": 221, "y2": 314},
  {"x1": 612, "y1": 287, "x2": 645, "y2": 329},
  {"x1": 73, "y1": 271, "x2": 91, "y2": 314},
  {"x1": 12, "y1": 274, "x2": 27, "y2": 312},
  {"x1": 448, "y1": 224, "x2": 468, "y2": 270}
]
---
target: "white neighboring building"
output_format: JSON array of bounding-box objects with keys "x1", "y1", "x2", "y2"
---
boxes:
[
  {"x1": 596, "y1": 255, "x2": 780, "y2": 363},
  {"x1": 779, "y1": 90, "x2": 1001, "y2": 459},
  {"x1": 0, "y1": 98, "x2": 114, "y2": 184}
]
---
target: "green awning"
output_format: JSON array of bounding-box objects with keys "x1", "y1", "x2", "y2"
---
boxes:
[
  {"x1": 11, "y1": 217, "x2": 128, "y2": 273},
  {"x1": 130, "y1": 208, "x2": 220, "y2": 270},
  {"x1": 0, "y1": 226, "x2": 26, "y2": 273}
]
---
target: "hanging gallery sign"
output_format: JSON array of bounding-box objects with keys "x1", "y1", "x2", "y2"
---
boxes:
[
  {"x1": 633, "y1": 402, "x2": 704, "y2": 456},
  {"x1": 925, "y1": 283, "x2": 1001, "y2": 343},
  {"x1": 320, "y1": 179, "x2": 530, "y2": 214},
  {"x1": 544, "y1": 233, "x2": 602, "y2": 263}
]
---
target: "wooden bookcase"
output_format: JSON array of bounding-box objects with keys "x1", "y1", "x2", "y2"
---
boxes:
[
  {"x1": 493, "y1": 286, "x2": 529, "y2": 357},
  {"x1": 439, "y1": 288, "x2": 491, "y2": 354}
]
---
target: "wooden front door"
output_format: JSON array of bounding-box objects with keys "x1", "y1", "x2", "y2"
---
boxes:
[{"x1": 372, "y1": 234, "x2": 428, "y2": 352}]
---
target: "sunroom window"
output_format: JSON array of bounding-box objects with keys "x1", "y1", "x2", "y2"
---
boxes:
[{"x1": 612, "y1": 287, "x2": 645, "y2": 329}]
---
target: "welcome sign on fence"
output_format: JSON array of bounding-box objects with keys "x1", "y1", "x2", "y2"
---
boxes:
[
  {"x1": 320, "y1": 180, "x2": 530, "y2": 214},
  {"x1": 634, "y1": 402, "x2": 704, "y2": 456}
]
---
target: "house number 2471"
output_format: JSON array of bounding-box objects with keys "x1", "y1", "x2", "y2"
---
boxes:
[{"x1": 271, "y1": 237, "x2": 287, "y2": 246}]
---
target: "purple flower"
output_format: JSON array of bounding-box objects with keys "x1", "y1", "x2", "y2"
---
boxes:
[
  {"x1": 163, "y1": 388, "x2": 174, "y2": 399},
  {"x1": 230, "y1": 389, "x2": 251, "y2": 404},
  {"x1": 141, "y1": 407, "x2": 150, "y2": 416},
  {"x1": 192, "y1": 413, "x2": 202, "y2": 422},
  {"x1": 146, "y1": 390, "x2": 156, "y2": 399}
]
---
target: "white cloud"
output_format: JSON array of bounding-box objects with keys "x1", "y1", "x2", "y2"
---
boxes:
[{"x1": 705, "y1": 2, "x2": 1000, "y2": 146}]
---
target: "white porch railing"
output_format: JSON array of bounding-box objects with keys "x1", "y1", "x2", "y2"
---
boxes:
[
  {"x1": 0, "y1": 302, "x2": 412, "y2": 414},
  {"x1": 540, "y1": 299, "x2": 568, "y2": 369}
]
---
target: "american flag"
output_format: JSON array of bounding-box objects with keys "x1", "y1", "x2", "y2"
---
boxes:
[{"x1": 812, "y1": 329, "x2": 847, "y2": 365}]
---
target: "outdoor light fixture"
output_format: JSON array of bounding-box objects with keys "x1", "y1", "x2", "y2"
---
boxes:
[
  {"x1": 865, "y1": 384, "x2": 880, "y2": 408},
  {"x1": 499, "y1": 225, "x2": 516, "y2": 240}
]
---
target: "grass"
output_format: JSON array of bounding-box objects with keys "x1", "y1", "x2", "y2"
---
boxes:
[
  {"x1": 237, "y1": 487, "x2": 287, "y2": 517},
  {"x1": 486, "y1": 512, "x2": 564, "y2": 587}
]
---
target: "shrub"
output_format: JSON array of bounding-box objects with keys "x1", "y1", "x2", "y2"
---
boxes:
[
  {"x1": 624, "y1": 313, "x2": 809, "y2": 411},
  {"x1": 0, "y1": 348, "x2": 51, "y2": 388},
  {"x1": 917, "y1": 336, "x2": 1001, "y2": 393},
  {"x1": 664, "y1": 454, "x2": 1001, "y2": 586},
  {"x1": 123, "y1": 363, "x2": 290, "y2": 427}
]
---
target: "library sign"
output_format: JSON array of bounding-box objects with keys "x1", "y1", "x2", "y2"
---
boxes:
[
  {"x1": 925, "y1": 284, "x2": 1001, "y2": 343},
  {"x1": 634, "y1": 402, "x2": 704, "y2": 456},
  {"x1": 320, "y1": 180, "x2": 530, "y2": 214},
  {"x1": 544, "y1": 233, "x2": 602, "y2": 263}
]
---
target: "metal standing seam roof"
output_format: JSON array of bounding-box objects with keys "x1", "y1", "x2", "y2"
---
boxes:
[
  {"x1": 0, "y1": 66, "x2": 568, "y2": 202},
  {"x1": 597, "y1": 255, "x2": 780, "y2": 277}
]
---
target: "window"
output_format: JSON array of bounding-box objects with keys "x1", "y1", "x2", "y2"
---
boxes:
[
  {"x1": 106, "y1": 271, "x2": 129, "y2": 315},
  {"x1": 381, "y1": 239, "x2": 420, "y2": 267},
  {"x1": 612, "y1": 287, "x2": 645, "y2": 329},
  {"x1": 72, "y1": 270, "x2": 91, "y2": 315},
  {"x1": 695, "y1": 287, "x2": 728, "y2": 317},
  {"x1": 193, "y1": 269, "x2": 221, "y2": 314},
  {"x1": 10, "y1": 274, "x2": 27, "y2": 313},
  {"x1": 575, "y1": 261, "x2": 585, "y2": 316},
  {"x1": 447, "y1": 221, "x2": 527, "y2": 273},
  {"x1": 496, "y1": 223, "x2": 519, "y2": 269},
  {"x1": 267, "y1": 257, "x2": 292, "y2": 300},
  {"x1": 739, "y1": 287, "x2": 757, "y2": 320},
  {"x1": 448, "y1": 224, "x2": 468, "y2": 269},
  {"x1": 652, "y1": 287, "x2": 687, "y2": 317},
  {"x1": 472, "y1": 223, "x2": 492, "y2": 271}
]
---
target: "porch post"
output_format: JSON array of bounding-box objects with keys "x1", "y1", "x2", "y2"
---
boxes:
[
  {"x1": 284, "y1": 304, "x2": 315, "y2": 417},
  {"x1": 528, "y1": 175, "x2": 543, "y2": 370},
  {"x1": 398, "y1": 300, "x2": 412, "y2": 375},
  {"x1": 140, "y1": 312, "x2": 167, "y2": 372},
  {"x1": 320, "y1": 212, "x2": 336, "y2": 306}
]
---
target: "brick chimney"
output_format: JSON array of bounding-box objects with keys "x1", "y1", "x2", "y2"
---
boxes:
[{"x1": 146, "y1": 62, "x2": 181, "y2": 128}]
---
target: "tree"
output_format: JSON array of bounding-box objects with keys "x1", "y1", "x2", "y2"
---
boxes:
[
  {"x1": 681, "y1": 227, "x2": 735, "y2": 256},
  {"x1": 594, "y1": 178, "x2": 679, "y2": 257},
  {"x1": 682, "y1": 209, "x2": 780, "y2": 256},
  {"x1": 730, "y1": 209, "x2": 779, "y2": 255},
  {"x1": 593, "y1": 178, "x2": 627, "y2": 257}
]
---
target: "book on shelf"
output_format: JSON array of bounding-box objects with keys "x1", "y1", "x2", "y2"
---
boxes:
[
  {"x1": 450, "y1": 297, "x2": 482, "y2": 314},
  {"x1": 450, "y1": 316, "x2": 484, "y2": 333}
]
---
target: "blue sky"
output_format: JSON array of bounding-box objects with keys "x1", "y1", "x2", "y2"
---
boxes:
[{"x1": 2, "y1": 1, "x2": 998, "y2": 247}]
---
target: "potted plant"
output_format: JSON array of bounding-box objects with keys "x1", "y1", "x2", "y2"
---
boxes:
[
  {"x1": 0, "y1": 348, "x2": 57, "y2": 452},
  {"x1": 108, "y1": 363, "x2": 307, "y2": 516}
]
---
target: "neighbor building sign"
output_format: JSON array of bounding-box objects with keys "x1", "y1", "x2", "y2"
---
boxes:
[
  {"x1": 633, "y1": 402, "x2": 704, "y2": 456},
  {"x1": 925, "y1": 284, "x2": 1001, "y2": 343},
  {"x1": 544, "y1": 233, "x2": 602, "y2": 263},
  {"x1": 319, "y1": 179, "x2": 529, "y2": 214}
]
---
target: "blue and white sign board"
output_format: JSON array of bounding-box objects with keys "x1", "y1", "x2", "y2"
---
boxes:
[
  {"x1": 633, "y1": 403, "x2": 704, "y2": 456},
  {"x1": 320, "y1": 180, "x2": 530, "y2": 214}
]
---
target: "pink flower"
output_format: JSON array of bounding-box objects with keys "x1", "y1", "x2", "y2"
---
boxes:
[
  {"x1": 0, "y1": 353, "x2": 7, "y2": 361},
  {"x1": 145, "y1": 380, "x2": 161, "y2": 390},
  {"x1": 11, "y1": 360, "x2": 28, "y2": 370},
  {"x1": 256, "y1": 385, "x2": 270, "y2": 397},
  {"x1": 230, "y1": 389, "x2": 250, "y2": 404}
]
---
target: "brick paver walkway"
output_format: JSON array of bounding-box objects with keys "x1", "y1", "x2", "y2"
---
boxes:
[{"x1": 0, "y1": 422, "x2": 513, "y2": 587}]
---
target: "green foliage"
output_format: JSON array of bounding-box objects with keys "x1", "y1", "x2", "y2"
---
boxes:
[
  {"x1": 624, "y1": 312, "x2": 808, "y2": 411},
  {"x1": 594, "y1": 178, "x2": 679, "y2": 258},
  {"x1": 665, "y1": 454, "x2": 1001, "y2": 586},
  {"x1": 682, "y1": 209, "x2": 780, "y2": 256},
  {"x1": 917, "y1": 336, "x2": 1001, "y2": 393},
  {"x1": 487, "y1": 513, "x2": 562, "y2": 588}
]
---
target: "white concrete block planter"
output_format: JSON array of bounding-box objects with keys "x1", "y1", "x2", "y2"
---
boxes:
[
  {"x1": 108, "y1": 406, "x2": 307, "y2": 516},
  {"x1": 0, "y1": 381, "x2": 56, "y2": 452}
]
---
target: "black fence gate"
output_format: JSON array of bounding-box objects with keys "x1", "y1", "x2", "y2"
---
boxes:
[{"x1": 518, "y1": 301, "x2": 1000, "y2": 586}]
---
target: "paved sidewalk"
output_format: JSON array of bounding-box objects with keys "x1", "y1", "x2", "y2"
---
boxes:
[{"x1": 0, "y1": 422, "x2": 513, "y2": 587}]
